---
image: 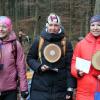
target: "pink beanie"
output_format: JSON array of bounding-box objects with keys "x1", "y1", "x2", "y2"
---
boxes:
[{"x1": 0, "y1": 16, "x2": 12, "y2": 32}]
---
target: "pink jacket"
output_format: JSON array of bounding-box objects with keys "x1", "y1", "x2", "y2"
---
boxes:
[
  {"x1": 71, "y1": 32, "x2": 100, "y2": 100},
  {"x1": 0, "y1": 31, "x2": 28, "y2": 92}
]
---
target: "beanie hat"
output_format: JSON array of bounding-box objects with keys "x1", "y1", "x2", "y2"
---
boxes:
[
  {"x1": 46, "y1": 13, "x2": 61, "y2": 27},
  {"x1": 90, "y1": 15, "x2": 100, "y2": 23},
  {"x1": 0, "y1": 16, "x2": 12, "y2": 32}
]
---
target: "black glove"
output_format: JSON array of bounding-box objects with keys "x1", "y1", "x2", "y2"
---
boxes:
[
  {"x1": 66, "y1": 91, "x2": 73, "y2": 100},
  {"x1": 21, "y1": 91, "x2": 29, "y2": 98},
  {"x1": 0, "y1": 64, "x2": 3, "y2": 70},
  {"x1": 38, "y1": 65, "x2": 43, "y2": 73}
]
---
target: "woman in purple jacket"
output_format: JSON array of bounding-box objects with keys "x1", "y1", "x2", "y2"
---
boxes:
[{"x1": 0, "y1": 16, "x2": 28, "y2": 100}]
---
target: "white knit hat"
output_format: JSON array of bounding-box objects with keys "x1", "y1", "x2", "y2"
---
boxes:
[{"x1": 46, "y1": 13, "x2": 61, "y2": 27}]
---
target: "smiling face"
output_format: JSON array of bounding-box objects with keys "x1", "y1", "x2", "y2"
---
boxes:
[
  {"x1": 0, "y1": 23, "x2": 9, "y2": 38},
  {"x1": 47, "y1": 23, "x2": 60, "y2": 34},
  {"x1": 0, "y1": 16, "x2": 12, "y2": 39},
  {"x1": 90, "y1": 21, "x2": 100, "y2": 37}
]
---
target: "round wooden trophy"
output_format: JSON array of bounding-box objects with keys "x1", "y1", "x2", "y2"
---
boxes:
[
  {"x1": 43, "y1": 44, "x2": 61, "y2": 63},
  {"x1": 92, "y1": 51, "x2": 100, "y2": 70}
]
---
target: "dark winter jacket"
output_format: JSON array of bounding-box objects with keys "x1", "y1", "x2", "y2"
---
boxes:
[{"x1": 27, "y1": 28, "x2": 76, "y2": 100}]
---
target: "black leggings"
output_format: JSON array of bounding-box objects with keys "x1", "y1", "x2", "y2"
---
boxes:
[{"x1": 0, "y1": 90, "x2": 17, "y2": 100}]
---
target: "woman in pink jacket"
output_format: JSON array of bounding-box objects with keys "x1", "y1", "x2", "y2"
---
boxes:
[
  {"x1": 0, "y1": 16, "x2": 28, "y2": 100},
  {"x1": 71, "y1": 14, "x2": 100, "y2": 100}
]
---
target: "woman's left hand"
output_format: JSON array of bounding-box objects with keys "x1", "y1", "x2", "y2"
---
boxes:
[{"x1": 97, "y1": 75, "x2": 100, "y2": 80}]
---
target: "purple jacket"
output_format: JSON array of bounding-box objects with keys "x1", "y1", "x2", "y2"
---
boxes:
[{"x1": 0, "y1": 31, "x2": 28, "y2": 92}]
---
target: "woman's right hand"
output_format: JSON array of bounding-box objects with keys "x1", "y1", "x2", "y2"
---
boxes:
[
  {"x1": 41, "y1": 65, "x2": 49, "y2": 72},
  {"x1": 97, "y1": 75, "x2": 100, "y2": 80},
  {"x1": 77, "y1": 70, "x2": 84, "y2": 77}
]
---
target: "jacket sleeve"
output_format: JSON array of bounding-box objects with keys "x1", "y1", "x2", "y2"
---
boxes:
[
  {"x1": 26, "y1": 37, "x2": 42, "y2": 72},
  {"x1": 71, "y1": 42, "x2": 81, "y2": 78},
  {"x1": 66, "y1": 41, "x2": 77, "y2": 88},
  {"x1": 16, "y1": 41, "x2": 28, "y2": 92}
]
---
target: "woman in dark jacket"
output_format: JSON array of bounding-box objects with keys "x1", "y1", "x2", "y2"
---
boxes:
[{"x1": 27, "y1": 13, "x2": 76, "y2": 100}]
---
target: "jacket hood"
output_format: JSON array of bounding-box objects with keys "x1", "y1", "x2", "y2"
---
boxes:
[
  {"x1": 85, "y1": 32, "x2": 100, "y2": 43},
  {"x1": 40, "y1": 27, "x2": 65, "y2": 42}
]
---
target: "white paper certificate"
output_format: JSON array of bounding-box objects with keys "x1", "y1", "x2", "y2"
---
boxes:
[{"x1": 76, "y1": 57, "x2": 91, "y2": 74}]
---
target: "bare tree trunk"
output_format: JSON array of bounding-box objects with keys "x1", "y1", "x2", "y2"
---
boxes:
[
  {"x1": 94, "y1": 0, "x2": 100, "y2": 15},
  {"x1": 34, "y1": 0, "x2": 39, "y2": 37}
]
